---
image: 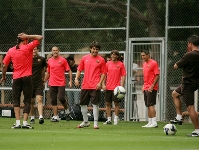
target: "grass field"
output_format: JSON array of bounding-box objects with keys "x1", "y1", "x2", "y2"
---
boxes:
[{"x1": 0, "y1": 118, "x2": 198, "y2": 150}]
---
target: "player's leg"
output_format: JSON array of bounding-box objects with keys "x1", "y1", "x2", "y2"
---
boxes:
[
  {"x1": 77, "y1": 89, "x2": 90, "y2": 128},
  {"x1": 29, "y1": 98, "x2": 35, "y2": 124},
  {"x1": 91, "y1": 89, "x2": 101, "y2": 129},
  {"x1": 170, "y1": 85, "x2": 183, "y2": 125},
  {"x1": 114, "y1": 101, "x2": 120, "y2": 125},
  {"x1": 50, "y1": 86, "x2": 59, "y2": 122},
  {"x1": 104, "y1": 90, "x2": 112, "y2": 124}
]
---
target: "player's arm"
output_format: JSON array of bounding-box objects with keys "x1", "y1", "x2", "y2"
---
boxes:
[
  {"x1": 0, "y1": 64, "x2": 8, "y2": 84},
  {"x1": 102, "y1": 74, "x2": 107, "y2": 90},
  {"x1": 43, "y1": 72, "x2": 50, "y2": 84},
  {"x1": 75, "y1": 70, "x2": 81, "y2": 86},
  {"x1": 17, "y1": 33, "x2": 43, "y2": 42},
  {"x1": 121, "y1": 75, "x2": 126, "y2": 87},
  {"x1": 96, "y1": 73, "x2": 105, "y2": 90},
  {"x1": 149, "y1": 74, "x2": 159, "y2": 92},
  {"x1": 68, "y1": 70, "x2": 72, "y2": 88}
]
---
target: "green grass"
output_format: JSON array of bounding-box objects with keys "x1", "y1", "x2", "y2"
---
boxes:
[{"x1": 0, "y1": 118, "x2": 198, "y2": 150}]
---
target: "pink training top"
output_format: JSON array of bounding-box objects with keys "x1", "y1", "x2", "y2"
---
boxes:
[
  {"x1": 3, "y1": 40, "x2": 40, "y2": 79},
  {"x1": 105, "y1": 61, "x2": 126, "y2": 90},
  {"x1": 47, "y1": 56, "x2": 70, "y2": 86},
  {"x1": 78, "y1": 54, "x2": 106, "y2": 89},
  {"x1": 143, "y1": 59, "x2": 159, "y2": 90}
]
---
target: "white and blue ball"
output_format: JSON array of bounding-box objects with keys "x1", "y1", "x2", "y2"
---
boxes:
[
  {"x1": 113, "y1": 86, "x2": 126, "y2": 99},
  {"x1": 163, "y1": 124, "x2": 177, "y2": 135}
]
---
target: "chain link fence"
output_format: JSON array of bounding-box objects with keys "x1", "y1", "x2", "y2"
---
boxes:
[{"x1": 0, "y1": 0, "x2": 199, "y2": 121}]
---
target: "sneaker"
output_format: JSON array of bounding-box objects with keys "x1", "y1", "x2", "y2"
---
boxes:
[
  {"x1": 146, "y1": 123, "x2": 158, "y2": 128},
  {"x1": 22, "y1": 124, "x2": 34, "y2": 129},
  {"x1": 114, "y1": 119, "x2": 118, "y2": 125},
  {"x1": 142, "y1": 123, "x2": 151, "y2": 127},
  {"x1": 170, "y1": 118, "x2": 182, "y2": 125},
  {"x1": 103, "y1": 120, "x2": 112, "y2": 125},
  {"x1": 94, "y1": 125, "x2": 99, "y2": 129},
  {"x1": 39, "y1": 118, "x2": 44, "y2": 124},
  {"x1": 51, "y1": 118, "x2": 59, "y2": 122},
  {"x1": 77, "y1": 121, "x2": 90, "y2": 128},
  {"x1": 65, "y1": 114, "x2": 71, "y2": 121},
  {"x1": 187, "y1": 131, "x2": 199, "y2": 137},
  {"x1": 30, "y1": 119, "x2": 35, "y2": 124},
  {"x1": 11, "y1": 124, "x2": 21, "y2": 129}
]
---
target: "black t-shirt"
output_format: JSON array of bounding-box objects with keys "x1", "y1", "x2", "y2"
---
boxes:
[
  {"x1": 176, "y1": 50, "x2": 199, "y2": 84},
  {"x1": 70, "y1": 64, "x2": 78, "y2": 72},
  {"x1": 32, "y1": 56, "x2": 47, "y2": 83}
]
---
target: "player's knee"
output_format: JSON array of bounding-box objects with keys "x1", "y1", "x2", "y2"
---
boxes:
[
  {"x1": 36, "y1": 95, "x2": 43, "y2": 104},
  {"x1": 172, "y1": 90, "x2": 179, "y2": 98}
]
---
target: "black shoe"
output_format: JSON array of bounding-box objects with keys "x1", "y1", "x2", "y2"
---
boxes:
[
  {"x1": 103, "y1": 120, "x2": 112, "y2": 125},
  {"x1": 30, "y1": 119, "x2": 35, "y2": 124},
  {"x1": 39, "y1": 118, "x2": 44, "y2": 124},
  {"x1": 187, "y1": 131, "x2": 199, "y2": 137},
  {"x1": 51, "y1": 118, "x2": 59, "y2": 122},
  {"x1": 170, "y1": 118, "x2": 182, "y2": 125},
  {"x1": 22, "y1": 124, "x2": 34, "y2": 129},
  {"x1": 65, "y1": 114, "x2": 71, "y2": 121},
  {"x1": 11, "y1": 124, "x2": 21, "y2": 129}
]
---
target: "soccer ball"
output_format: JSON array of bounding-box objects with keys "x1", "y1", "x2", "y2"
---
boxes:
[
  {"x1": 163, "y1": 124, "x2": 177, "y2": 135},
  {"x1": 113, "y1": 86, "x2": 126, "y2": 99}
]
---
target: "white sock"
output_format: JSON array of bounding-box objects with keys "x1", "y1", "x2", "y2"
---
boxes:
[
  {"x1": 65, "y1": 109, "x2": 70, "y2": 114},
  {"x1": 176, "y1": 114, "x2": 182, "y2": 120},
  {"x1": 108, "y1": 117, "x2": 111, "y2": 121},
  {"x1": 152, "y1": 117, "x2": 157, "y2": 124},
  {"x1": 31, "y1": 116, "x2": 35, "y2": 120},
  {"x1": 195, "y1": 129, "x2": 199, "y2": 133},
  {"x1": 54, "y1": 116, "x2": 58, "y2": 119},
  {"x1": 114, "y1": 116, "x2": 119, "y2": 122},
  {"x1": 23, "y1": 121, "x2": 27, "y2": 126},
  {"x1": 39, "y1": 115, "x2": 43, "y2": 119},
  {"x1": 16, "y1": 120, "x2": 20, "y2": 126},
  {"x1": 92, "y1": 104, "x2": 99, "y2": 125},
  {"x1": 81, "y1": 105, "x2": 88, "y2": 122},
  {"x1": 148, "y1": 118, "x2": 152, "y2": 124}
]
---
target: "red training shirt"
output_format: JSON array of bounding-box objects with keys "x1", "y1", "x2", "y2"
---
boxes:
[
  {"x1": 105, "y1": 60, "x2": 126, "y2": 90},
  {"x1": 143, "y1": 59, "x2": 159, "y2": 90},
  {"x1": 47, "y1": 56, "x2": 70, "y2": 86},
  {"x1": 3, "y1": 40, "x2": 40, "y2": 79},
  {"x1": 77, "y1": 54, "x2": 106, "y2": 89}
]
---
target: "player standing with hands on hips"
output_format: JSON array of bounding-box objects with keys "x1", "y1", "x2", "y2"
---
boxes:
[
  {"x1": 170, "y1": 35, "x2": 199, "y2": 137},
  {"x1": 102, "y1": 50, "x2": 126, "y2": 125},
  {"x1": 75, "y1": 41, "x2": 106, "y2": 129},
  {"x1": 0, "y1": 33, "x2": 43, "y2": 129},
  {"x1": 141, "y1": 50, "x2": 159, "y2": 128}
]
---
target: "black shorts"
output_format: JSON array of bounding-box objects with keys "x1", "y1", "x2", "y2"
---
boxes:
[
  {"x1": 143, "y1": 90, "x2": 157, "y2": 107},
  {"x1": 12, "y1": 76, "x2": 33, "y2": 113},
  {"x1": 175, "y1": 83, "x2": 199, "y2": 107},
  {"x1": 50, "y1": 86, "x2": 66, "y2": 105},
  {"x1": 79, "y1": 89, "x2": 101, "y2": 105},
  {"x1": 105, "y1": 90, "x2": 120, "y2": 102},
  {"x1": 32, "y1": 81, "x2": 44, "y2": 98}
]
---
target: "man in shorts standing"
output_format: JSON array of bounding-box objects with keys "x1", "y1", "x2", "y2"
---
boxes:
[
  {"x1": 0, "y1": 33, "x2": 43, "y2": 129},
  {"x1": 44, "y1": 46, "x2": 72, "y2": 122},
  {"x1": 170, "y1": 35, "x2": 199, "y2": 137},
  {"x1": 102, "y1": 50, "x2": 126, "y2": 125},
  {"x1": 141, "y1": 50, "x2": 159, "y2": 128},
  {"x1": 29, "y1": 46, "x2": 47, "y2": 124},
  {"x1": 75, "y1": 41, "x2": 106, "y2": 129}
]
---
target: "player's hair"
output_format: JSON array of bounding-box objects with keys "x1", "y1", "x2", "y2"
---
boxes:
[
  {"x1": 141, "y1": 49, "x2": 150, "y2": 55},
  {"x1": 187, "y1": 35, "x2": 199, "y2": 46},
  {"x1": 111, "y1": 50, "x2": 120, "y2": 56},
  {"x1": 90, "y1": 41, "x2": 100, "y2": 49},
  {"x1": 16, "y1": 38, "x2": 23, "y2": 49}
]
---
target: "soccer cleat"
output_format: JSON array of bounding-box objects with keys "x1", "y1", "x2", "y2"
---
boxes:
[
  {"x1": 146, "y1": 123, "x2": 158, "y2": 128},
  {"x1": 142, "y1": 123, "x2": 151, "y2": 127},
  {"x1": 103, "y1": 120, "x2": 112, "y2": 125},
  {"x1": 65, "y1": 114, "x2": 71, "y2": 121},
  {"x1": 77, "y1": 121, "x2": 90, "y2": 128},
  {"x1": 94, "y1": 125, "x2": 99, "y2": 129},
  {"x1": 11, "y1": 124, "x2": 21, "y2": 129},
  {"x1": 39, "y1": 118, "x2": 44, "y2": 124},
  {"x1": 50, "y1": 118, "x2": 59, "y2": 122},
  {"x1": 114, "y1": 119, "x2": 118, "y2": 125},
  {"x1": 187, "y1": 131, "x2": 199, "y2": 137},
  {"x1": 22, "y1": 124, "x2": 34, "y2": 129},
  {"x1": 170, "y1": 118, "x2": 182, "y2": 125},
  {"x1": 30, "y1": 119, "x2": 35, "y2": 124}
]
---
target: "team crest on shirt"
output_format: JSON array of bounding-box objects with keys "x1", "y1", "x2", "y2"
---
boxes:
[
  {"x1": 116, "y1": 65, "x2": 120, "y2": 68},
  {"x1": 147, "y1": 65, "x2": 151, "y2": 68},
  {"x1": 96, "y1": 60, "x2": 100, "y2": 63},
  {"x1": 38, "y1": 59, "x2": 41, "y2": 62},
  {"x1": 58, "y1": 61, "x2": 61, "y2": 64}
]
